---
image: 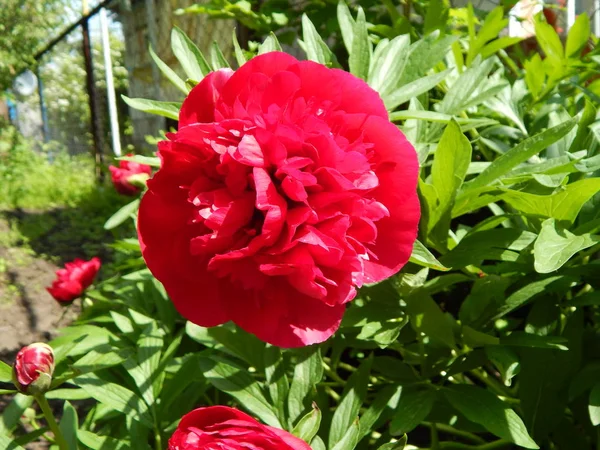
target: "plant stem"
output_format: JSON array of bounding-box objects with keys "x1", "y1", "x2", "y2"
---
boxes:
[
  {"x1": 34, "y1": 394, "x2": 69, "y2": 450},
  {"x1": 431, "y1": 423, "x2": 440, "y2": 450},
  {"x1": 423, "y1": 440, "x2": 511, "y2": 450},
  {"x1": 422, "y1": 422, "x2": 486, "y2": 445}
]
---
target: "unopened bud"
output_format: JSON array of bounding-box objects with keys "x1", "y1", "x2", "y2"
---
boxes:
[{"x1": 13, "y1": 343, "x2": 55, "y2": 395}]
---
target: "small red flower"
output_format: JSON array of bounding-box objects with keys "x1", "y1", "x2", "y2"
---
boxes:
[
  {"x1": 169, "y1": 406, "x2": 311, "y2": 450},
  {"x1": 138, "y1": 52, "x2": 420, "y2": 347},
  {"x1": 46, "y1": 257, "x2": 101, "y2": 304},
  {"x1": 109, "y1": 154, "x2": 153, "y2": 196},
  {"x1": 13, "y1": 343, "x2": 55, "y2": 395}
]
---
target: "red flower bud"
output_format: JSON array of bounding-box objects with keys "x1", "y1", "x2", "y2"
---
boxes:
[{"x1": 13, "y1": 343, "x2": 55, "y2": 395}]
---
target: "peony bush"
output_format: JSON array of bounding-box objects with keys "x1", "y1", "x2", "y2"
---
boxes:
[{"x1": 1, "y1": 2, "x2": 600, "y2": 450}]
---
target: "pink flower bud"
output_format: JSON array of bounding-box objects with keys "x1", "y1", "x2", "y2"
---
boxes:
[{"x1": 13, "y1": 343, "x2": 55, "y2": 395}]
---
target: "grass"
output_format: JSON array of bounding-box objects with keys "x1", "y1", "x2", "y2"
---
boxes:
[{"x1": 0, "y1": 124, "x2": 134, "y2": 263}]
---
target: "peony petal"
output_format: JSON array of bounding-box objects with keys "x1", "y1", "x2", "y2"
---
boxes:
[
  {"x1": 179, "y1": 69, "x2": 234, "y2": 126},
  {"x1": 359, "y1": 116, "x2": 420, "y2": 283},
  {"x1": 138, "y1": 191, "x2": 230, "y2": 326},
  {"x1": 226, "y1": 279, "x2": 346, "y2": 348}
]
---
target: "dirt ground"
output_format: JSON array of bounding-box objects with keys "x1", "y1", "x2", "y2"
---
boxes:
[{"x1": 0, "y1": 218, "x2": 78, "y2": 360}]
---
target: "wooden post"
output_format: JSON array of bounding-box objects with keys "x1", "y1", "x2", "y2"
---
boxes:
[{"x1": 82, "y1": 5, "x2": 105, "y2": 182}]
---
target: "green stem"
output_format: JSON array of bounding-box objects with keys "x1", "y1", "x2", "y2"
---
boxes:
[
  {"x1": 154, "y1": 428, "x2": 162, "y2": 450},
  {"x1": 35, "y1": 394, "x2": 69, "y2": 450},
  {"x1": 431, "y1": 423, "x2": 440, "y2": 450},
  {"x1": 422, "y1": 422, "x2": 486, "y2": 445},
  {"x1": 423, "y1": 440, "x2": 511, "y2": 450}
]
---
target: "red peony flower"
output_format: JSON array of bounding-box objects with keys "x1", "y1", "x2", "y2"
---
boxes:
[
  {"x1": 46, "y1": 257, "x2": 101, "y2": 304},
  {"x1": 168, "y1": 406, "x2": 311, "y2": 450},
  {"x1": 109, "y1": 155, "x2": 153, "y2": 196},
  {"x1": 138, "y1": 52, "x2": 420, "y2": 347},
  {"x1": 13, "y1": 343, "x2": 55, "y2": 395}
]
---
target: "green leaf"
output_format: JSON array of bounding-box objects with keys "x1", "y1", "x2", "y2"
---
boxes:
[
  {"x1": 78, "y1": 430, "x2": 131, "y2": 450},
  {"x1": 566, "y1": 14, "x2": 591, "y2": 58},
  {"x1": 589, "y1": 382, "x2": 600, "y2": 426},
  {"x1": 337, "y1": 0, "x2": 356, "y2": 53},
  {"x1": 443, "y1": 385, "x2": 538, "y2": 448},
  {"x1": 45, "y1": 389, "x2": 91, "y2": 401},
  {"x1": 490, "y1": 275, "x2": 575, "y2": 322},
  {"x1": 424, "y1": 0, "x2": 448, "y2": 34},
  {"x1": 329, "y1": 355, "x2": 373, "y2": 449},
  {"x1": 258, "y1": 32, "x2": 282, "y2": 54},
  {"x1": 0, "y1": 360, "x2": 11, "y2": 383},
  {"x1": 391, "y1": 109, "x2": 496, "y2": 128},
  {"x1": 74, "y1": 374, "x2": 153, "y2": 427},
  {"x1": 486, "y1": 346, "x2": 520, "y2": 387},
  {"x1": 409, "y1": 240, "x2": 450, "y2": 271},
  {"x1": 389, "y1": 387, "x2": 436, "y2": 435},
  {"x1": 302, "y1": 14, "x2": 335, "y2": 65},
  {"x1": 534, "y1": 16, "x2": 564, "y2": 67},
  {"x1": 59, "y1": 401, "x2": 78, "y2": 450},
  {"x1": 439, "y1": 57, "x2": 495, "y2": 115},
  {"x1": 264, "y1": 346, "x2": 289, "y2": 425},
  {"x1": 171, "y1": 26, "x2": 211, "y2": 80},
  {"x1": 122, "y1": 96, "x2": 180, "y2": 121},
  {"x1": 0, "y1": 395, "x2": 33, "y2": 434},
  {"x1": 533, "y1": 218, "x2": 600, "y2": 273},
  {"x1": 378, "y1": 435, "x2": 408, "y2": 450},
  {"x1": 369, "y1": 35, "x2": 410, "y2": 96},
  {"x1": 464, "y1": 118, "x2": 578, "y2": 191},
  {"x1": 440, "y1": 227, "x2": 536, "y2": 270},
  {"x1": 117, "y1": 154, "x2": 161, "y2": 168},
  {"x1": 406, "y1": 294, "x2": 456, "y2": 349},
  {"x1": 426, "y1": 120, "x2": 472, "y2": 239},
  {"x1": 502, "y1": 178, "x2": 600, "y2": 225},
  {"x1": 292, "y1": 404, "x2": 321, "y2": 444},
  {"x1": 288, "y1": 347, "x2": 324, "y2": 423},
  {"x1": 232, "y1": 29, "x2": 247, "y2": 66},
  {"x1": 148, "y1": 45, "x2": 188, "y2": 94},
  {"x1": 210, "y1": 41, "x2": 231, "y2": 69},
  {"x1": 501, "y1": 331, "x2": 569, "y2": 350},
  {"x1": 348, "y1": 6, "x2": 371, "y2": 80},
  {"x1": 385, "y1": 70, "x2": 450, "y2": 110},
  {"x1": 72, "y1": 344, "x2": 132, "y2": 375},
  {"x1": 331, "y1": 419, "x2": 360, "y2": 450},
  {"x1": 123, "y1": 323, "x2": 164, "y2": 407},
  {"x1": 359, "y1": 386, "x2": 402, "y2": 439},
  {"x1": 0, "y1": 435, "x2": 26, "y2": 450},
  {"x1": 104, "y1": 199, "x2": 140, "y2": 230},
  {"x1": 199, "y1": 356, "x2": 281, "y2": 428}
]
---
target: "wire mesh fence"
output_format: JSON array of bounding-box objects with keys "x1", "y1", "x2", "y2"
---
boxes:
[{"x1": 6, "y1": 0, "x2": 600, "y2": 163}]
